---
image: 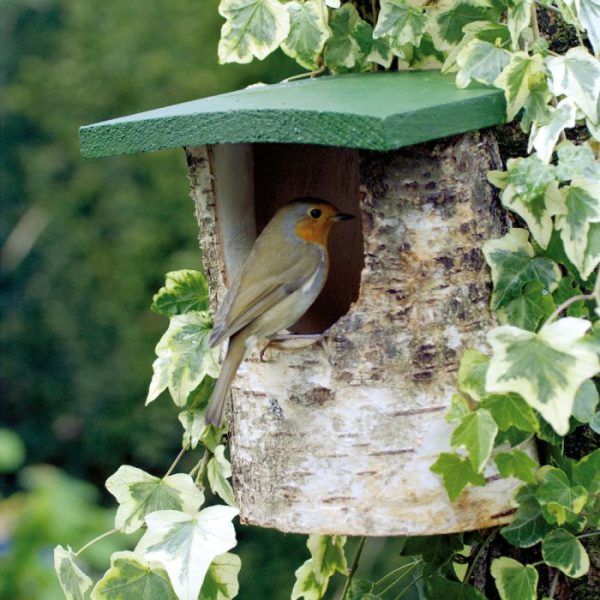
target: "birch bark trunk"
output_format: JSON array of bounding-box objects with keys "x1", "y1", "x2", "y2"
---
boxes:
[{"x1": 186, "y1": 130, "x2": 526, "y2": 536}]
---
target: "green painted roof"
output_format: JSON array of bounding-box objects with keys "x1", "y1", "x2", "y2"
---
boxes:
[{"x1": 79, "y1": 71, "x2": 505, "y2": 158}]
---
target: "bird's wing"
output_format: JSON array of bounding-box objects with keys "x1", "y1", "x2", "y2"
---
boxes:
[{"x1": 209, "y1": 246, "x2": 322, "y2": 348}]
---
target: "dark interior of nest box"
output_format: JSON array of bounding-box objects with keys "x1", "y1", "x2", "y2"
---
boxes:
[{"x1": 210, "y1": 143, "x2": 364, "y2": 333}]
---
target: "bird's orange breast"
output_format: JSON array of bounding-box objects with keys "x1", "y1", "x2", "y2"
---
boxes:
[{"x1": 294, "y1": 217, "x2": 332, "y2": 247}]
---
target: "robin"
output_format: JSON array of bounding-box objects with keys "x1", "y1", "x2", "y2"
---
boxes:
[{"x1": 205, "y1": 197, "x2": 355, "y2": 426}]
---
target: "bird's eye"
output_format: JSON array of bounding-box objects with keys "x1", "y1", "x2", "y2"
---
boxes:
[{"x1": 309, "y1": 208, "x2": 322, "y2": 219}]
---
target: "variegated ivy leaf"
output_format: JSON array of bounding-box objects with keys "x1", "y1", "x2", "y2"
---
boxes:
[
  {"x1": 54, "y1": 546, "x2": 93, "y2": 600},
  {"x1": 458, "y1": 348, "x2": 489, "y2": 401},
  {"x1": 451, "y1": 409, "x2": 498, "y2": 472},
  {"x1": 542, "y1": 528, "x2": 590, "y2": 578},
  {"x1": 486, "y1": 318, "x2": 600, "y2": 435},
  {"x1": 495, "y1": 52, "x2": 545, "y2": 121},
  {"x1": 373, "y1": 0, "x2": 427, "y2": 48},
  {"x1": 506, "y1": 0, "x2": 533, "y2": 50},
  {"x1": 147, "y1": 311, "x2": 220, "y2": 407},
  {"x1": 482, "y1": 228, "x2": 561, "y2": 309},
  {"x1": 546, "y1": 47, "x2": 600, "y2": 124},
  {"x1": 491, "y1": 557, "x2": 538, "y2": 600},
  {"x1": 529, "y1": 98, "x2": 577, "y2": 163},
  {"x1": 200, "y1": 553, "x2": 241, "y2": 600},
  {"x1": 555, "y1": 180, "x2": 600, "y2": 280},
  {"x1": 455, "y1": 39, "x2": 511, "y2": 88},
  {"x1": 151, "y1": 270, "x2": 209, "y2": 317},
  {"x1": 556, "y1": 141, "x2": 600, "y2": 182},
  {"x1": 218, "y1": 0, "x2": 290, "y2": 64},
  {"x1": 282, "y1": 1, "x2": 331, "y2": 70},
  {"x1": 323, "y1": 3, "x2": 363, "y2": 70},
  {"x1": 291, "y1": 559, "x2": 327, "y2": 600},
  {"x1": 207, "y1": 445, "x2": 236, "y2": 507},
  {"x1": 325, "y1": 0, "x2": 340, "y2": 7},
  {"x1": 537, "y1": 466, "x2": 588, "y2": 524},
  {"x1": 568, "y1": 0, "x2": 600, "y2": 56},
  {"x1": 307, "y1": 534, "x2": 347, "y2": 582},
  {"x1": 135, "y1": 506, "x2": 239, "y2": 600},
  {"x1": 106, "y1": 465, "x2": 204, "y2": 533},
  {"x1": 367, "y1": 35, "x2": 394, "y2": 68},
  {"x1": 177, "y1": 376, "x2": 216, "y2": 449},
  {"x1": 91, "y1": 551, "x2": 177, "y2": 600}
]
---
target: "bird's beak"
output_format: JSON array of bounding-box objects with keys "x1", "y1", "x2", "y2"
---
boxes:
[{"x1": 334, "y1": 213, "x2": 355, "y2": 221}]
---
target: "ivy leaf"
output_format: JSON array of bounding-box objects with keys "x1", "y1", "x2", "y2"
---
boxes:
[
  {"x1": 207, "y1": 446, "x2": 236, "y2": 507},
  {"x1": 546, "y1": 47, "x2": 600, "y2": 124},
  {"x1": 325, "y1": 0, "x2": 340, "y2": 7},
  {"x1": 536, "y1": 466, "x2": 588, "y2": 524},
  {"x1": 430, "y1": 453, "x2": 486, "y2": 501},
  {"x1": 555, "y1": 180, "x2": 600, "y2": 280},
  {"x1": 486, "y1": 318, "x2": 600, "y2": 435},
  {"x1": 451, "y1": 409, "x2": 498, "y2": 472},
  {"x1": 291, "y1": 559, "x2": 327, "y2": 600},
  {"x1": 572, "y1": 449, "x2": 600, "y2": 495},
  {"x1": 425, "y1": 574, "x2": 487, "y2": 600},
  {"x1": 457, "y1": 349, "x2": 489, "y2": 401},
  {"x1": 106, "y1": 465, "x2": 204, "y2": 534},
  {"x1": 481, "y1": 393, "x2": 539, "y2": 432},
  {"x1": 501, "y1": 488, "x2": 551, "y2": 547},
  {"x1": 135, "y1": 506, "x2": 239, "y2": 600},
  {"x1": 200, "y1": 553, "x2": 241, "y2": 600},
  {"x1": 455, "y1": 39, "x2": 511, "y2": 88},
  {"x1": 553, "y1": 276, "x2": 589, "y2": 319},
  {"x1": 570, "y1": 0, "x2": 600, "y2": 55},
  {"x1": 556, "y1": 141, "x2": 600, "y2": 182},
  {"x1": 542, "y1": 529, "x2": 590, "y2": 578},
  {"x1": 177, "y1": 376, "x2": 217, "y2": 450},
  {"x1": 446, "y1": 393, "x2": 471, "y2": 423},
  {"x1": 431, "y1": 0, "x2": 494, "y2": 50},
  {"x1": 495, "y1": 52, "x2": 545, "y2": 121},
  {"x1": 151, "y1": 270, "x2": 209, "y2": 317},
  {"x1": 402, "y1": 535, "x2": 464, "y2": 568},
  {"x1": 367, "y1": 35, "x2": 394, "y2": 68},
  {"x1": 147, "y1": 311, "x2": 220, "y2": 407},
  {"x1": 499, "y1": 280, "x2": 556, "y2": 332},
  {"x1": 91, "y1": 551, "x2": 177, "y2": 600},
  {"x1": 218, "y1": 0, "x2": 290, "y2": 64},
  {"x1": 482, "y1": 228, "x2": 561, "y2": 309},
  {"x1": 373, "y1": 0, "x2": 427, "y2": 48},
  {"x1": 572, "y1": 379, "x2": 599, "y2": 423},
  {"x1": 54, "y1": 546, "x2": 93, "y2": 600},
  {"x1": 323, "y1": 3, "x2": 363, "y2": 70},
  {"x1": 282, "y1": 1, "x2": 331, "y2": 70},
  {"x1": 506, "y1": 0, "x2": 533, "y2": 50},
  {"x1": 529, "y1": 98, "x2": 577, "y2": 163},
  {"x1": 307, "y1": 534, "x2": 347, "y2": 582},
  {"x1": 494, "y1": 450, "x2": 538, "y2": 483},
  {"x1": 491, "y1": 557, "x2": 538, "y2": 600}
]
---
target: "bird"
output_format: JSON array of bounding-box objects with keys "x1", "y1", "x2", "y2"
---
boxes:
[{"x1": 204, "y1": 197, "x2": 355, "y2": 426}]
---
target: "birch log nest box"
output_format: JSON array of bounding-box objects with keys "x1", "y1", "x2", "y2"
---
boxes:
[{"x1": 80, "y1": 71, "x2": 518, "y2": 536}]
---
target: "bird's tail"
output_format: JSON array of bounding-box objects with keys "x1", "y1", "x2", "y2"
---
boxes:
[{"x1": 205, "y1": 332, "x2": 247, "y2": 426}]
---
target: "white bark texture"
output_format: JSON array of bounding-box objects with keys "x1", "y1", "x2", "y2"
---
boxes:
[{"x1": 186, "y1": 131, "x2": 525, "y2": 536}]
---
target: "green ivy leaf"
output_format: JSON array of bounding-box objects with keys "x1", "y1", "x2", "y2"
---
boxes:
[
  {"x1": 491, "y1": 557, "x2": 538, "y2": 600},
  {"x1": 455, "y1": 39, "x2": 511, "y2": 88},
  {"x1": 54, "y1": 546, "x2": 93, "y2": 600},
  {"x1": 494, "y1": 450, "x2": 538, "y2": 483},
  {"x1": 506, "y1": 0, "x2": 533, "y2": 50},
  {"x1": 481, "y1": 393, "x2": 540, "y2": 432},
  {"x1": 529, "y1": 98, "x2": 577, "y2": 163},
  {"x1": 553, "y1": 276, "x2": 589, "y2": 319},
  {"x1": 147, "y1": 311, "x2": 220, "y2": 407},
  {"x1": 499, "y1": 280, "x2": 556, "y2": 332},
  {"x1": 347, "y1": 578, "x2": 377, "y2": 600},
  {"x1": 106, "y1": 466, "x2": 204, "y2": 534},
  {"x1": 323, "y1": 3, "x2": 363, "y2": 70},
  {"x1": 200, "y1": 553, "x2": 241, "y2": 600},
  {"x1": 537, "y1": 466, "x2": 588, "y2": 524},
  {"x1": 482, "y1": 228, "x2": 561, "y2": 309},
  {"x1": 135, "y1": 506, "x2": 239, "y2": 600},
  {"x1": 555, "y1": 180, "x2": 600, "y2": 280},
  {"x1": 373, "y1": 0, "x2": 427, "y2": 48},
  {"x1": 425, "y1": 574, "x2": 487, "y2": 599},
  {"x1": 501, "y1": 491, "x2": 551, "y2": 547},
  {"x1": 486, "y1": 318, "x2": 600, "y2": 435},
  {"x1": 402, "y1": 535, "x2": 464, "y2": 568},
  {"x1": 495, "y1": 426, "x2": 534, "y2": 447},
  {"x1": 430, "y1": 453, "x2": 486, "y2": 501},
  {"x1": 218, "y1": 0, "x2": 290, "y2": 64},
  {"x1": 207, "y1": 445, "x2": 237, "y2": 507},
  {"x1": 572, "y1": 449, "x2": 600, "y2": 495},
  {"x1": 542, "y1": 528, "x2": 590, "y2": 578},
  {"x1": 546, "y1": 47, "x2": 600, "y2": 124},
  {"x1": 572, "y1": 379, "x2": 599, "y2": 423},
  {"x1": 91, "y1": 551, "x2": 177, "y2": 600},
  {"x1": 556, "y1": 141, "x2": 600, "y2": 183},
  {"x1": 495, "y1": 52, "x2": 545, "y2": 121},
  {"x1": 451, "y1": 409, "x2": 498, "y2": 472},
  {"x1": 457, "y1": 349, "x2": 489, "y2": 402},
  {"x1": 151, "y1": 270, "x2": 209, "y2": 317},
  {"x1": 282, "y1": 1, "x2": 331, "y2": 70}
]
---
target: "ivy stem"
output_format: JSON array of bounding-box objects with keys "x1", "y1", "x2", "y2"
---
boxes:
[
  {"x1": 544, "y1": 293, "x2": 595, "y2": 325},
  {"x1": 284, "y1": 65, "x2": 326, "y2": 83},
  {"x1": 530, "y1": 2, "x2": 542, "y2": 43},
  {"x1": 548, "y1": 569, "x2": 560, "y2": 598},
  {"x1": 190, "y1": 449, "x2": 210, "y2": 485},
  {"x1": 340, "y1": 536, "x2": 366, "y2": 600},
  {"x1": 578, "y1": 531, "x2": 600, "y2": 540},
  {"x1": 463, "y1": 527, "x2": 499, "y2": 584},
  {"x1": 371, "y1": 0, "x2": 378, "y2": 26},
  {"x1": 535, "y1": 0, "x2": 561, "y2": 14},
  {"x1": 164, "y1": 443, "x2": 190, "y2": 478},
  {"x1": 75, "y1": 528, "x2": 118, "y2": 558}
]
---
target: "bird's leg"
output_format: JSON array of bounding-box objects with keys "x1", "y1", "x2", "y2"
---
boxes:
[{"x1": 259, "y1": 333, "x2": 332, "y2": 363}]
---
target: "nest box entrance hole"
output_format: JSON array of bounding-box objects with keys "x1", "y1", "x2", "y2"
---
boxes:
[{"x1": 211, "y1": 143, "x2": 364, "y2": 334}]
